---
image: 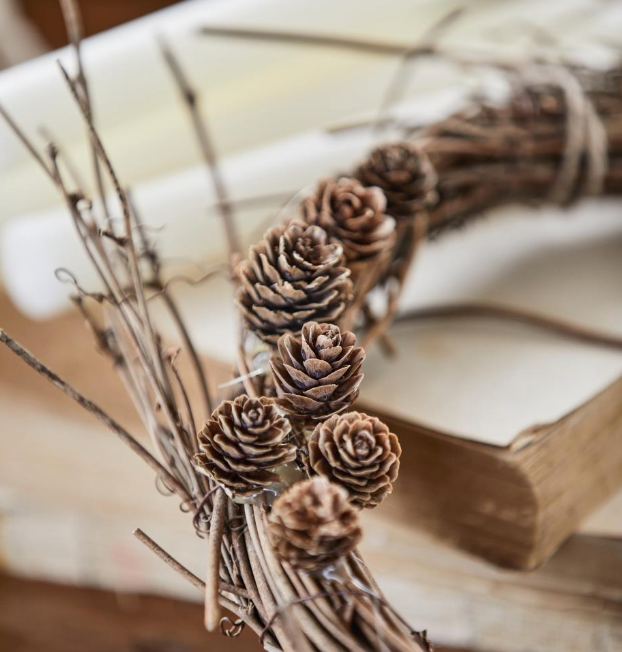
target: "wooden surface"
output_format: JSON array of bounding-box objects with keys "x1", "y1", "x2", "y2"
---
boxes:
[
  {"x1": 1, "y1": 292, "x2": 620, "y2": 651},
  {"x1": 0, "y1": 572, "x2": 261, "y2": 652},
  {"x1": 0, "y1": 573, "x2": 471, "y2": 652},
  {"x1": 19, "y1": 0, "x2": 183, "y2": 51}
]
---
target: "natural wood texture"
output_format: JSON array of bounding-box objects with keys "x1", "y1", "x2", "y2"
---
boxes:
[
  {"x1": 360, "y1": 518, "x2": 622, "y2": 652},
  {"x1": 0, "y1": 284, "x2": 619, "y2": 650},
  {"x1": 0, "y1": 572, "x2": 261, "y2": 652},
  {"x1": 0, "y1": 572, "x2": 473, "y2": 652},
  {"x1": 364, "y1": 373, "x2": 622, "y2": 569},
  {"x1": 19, "y1": 0, "x2": 183, "y2": 51},
  {"x1": 2, "y1": 288, "x2": 621, "y2": 573}
]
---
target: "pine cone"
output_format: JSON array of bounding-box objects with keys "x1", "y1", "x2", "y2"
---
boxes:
[
  {"x1": 194, "y1": 395, "x2": 296, "y2": 497},
  {"x1": 270, "y1": 321, "x2": 364, "y2": 423},
  {"x1": 308, "y1": 412, "x2": 401, "y2": 508},
  {"x1": 301, "y1": 177, "x2": 396, "y2": 263},
  {"x1": 236, "y1": 220, "x2": 352, "y2": 345},
  {"x1": 268, "y1": 476, "x2": 362, "y2": 571},
  {"x1": 355, "y1": 142, "x2": 438, "y2": 219}
]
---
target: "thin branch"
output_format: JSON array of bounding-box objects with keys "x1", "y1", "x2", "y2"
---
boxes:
[
  {"x1": 197, "y1": 26, "x2": 413, "y2": 57},
  {"x1": 0, "y1": 330, "x2": 191, "y2": 503},
  {"x1": 0, "y1": 103, "x2": 54, "y2": 179},
  {"x1": 57, "y1": 62, "x2": 172, "y2": 400},
  {"x1": 129, "y1": 190, "x2": 214, "y2": 416},
  {"x1": 205, "y1": 487, "x2": 227, "y2": 631},
  {"x1": 397, "y1": 302, "x2": 622, "y2": 350},
  {"x1": 57, "y1": 63, "x2": 200, "y2": 497},
  {"x1": 134, "y1": 528, "x2": 205, "y2": 590},
  {"x1": 158, "y1": 37, "x2": 240, "y2": 263},
  {"x1": 59, "y1": 0, "x2": 109, "y2": 217},
  {"x1": 38, "y1": 125, "x2": 87, "y2": 190},
  {"x1": 375, "y1": 8, "x2": 464, "y2": 131},
  {"x1": 133, "y1": 528, "x2": 249, "y2": 598}
]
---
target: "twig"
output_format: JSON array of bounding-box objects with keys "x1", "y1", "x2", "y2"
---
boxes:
[
  {"x1": 133, "y1": 528, "x2": 249, "y2": 598},
  {"x1": 158, "y1": 37, "x2": 240, "y2": 264},
  {"x1": 38, "y1": 125, "x2": 87, "y2": 190},
  {"x1": 205, "y1": 487, "x2": 227, "y2": 631},
  {"x1": 375, "y1": 8, "x2": 464, "y2": 131},
  {"x1": 0, "y1": 330, "x2": 190, "y2": 503},
  {"x1": 197, "y1": 26, "x2": 415, "y2": 57},
  {"x1": 397, "y1": 302, "x2": 622, "y2": 350},
  {"x1": 129, "y1": 190, "x2": 214, "y2": 417},
  {"x1": 133, "y1": 529, "x2": 266, "y2": 640},
  {"x1": 59, "y1": 0, "x2": 109, "y2": 217},
  {"x1": 0, "y1": 103, "x2": 54, "y2": 179},
  {"x1": 134, "y1": 528, "x2": 205, "y2": 590},
  {"x1": 57, "y1": 62, "x2": 173, "y2": 401}
]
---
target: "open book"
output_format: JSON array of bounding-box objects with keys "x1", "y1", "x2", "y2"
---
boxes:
[{"x1": 358, "y1": 200, "x2": 622, "y2": 567}]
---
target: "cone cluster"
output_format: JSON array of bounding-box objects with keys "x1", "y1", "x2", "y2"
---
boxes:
[
  {"x1": 195, "y1": 395, "x2": 296, "y2": 497},
  {"x1": 268, "y1": 476, "x2": 362, "y2": 571},
  {"x1": 236, "y1": 221, "x2": 352, "y2": 345},
  {"x1": 355, "y1": 142, "x2": 438, "y2": 219},
  {"x1": 308, "y1": 411, "x2": 401, "y2": 508},
  {"x1": 301, "y1": 177, "x2": 396, "y2": 262},
  {"x1": 270, "y1": 321, "x2": 364, "y2": 423}
]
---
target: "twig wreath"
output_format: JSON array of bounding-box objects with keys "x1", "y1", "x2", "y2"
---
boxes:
[{"x1": 2, "y1": 3, "x2": 622, "y2": 651}]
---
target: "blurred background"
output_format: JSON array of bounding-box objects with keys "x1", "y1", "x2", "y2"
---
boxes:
[{"x1": 1, "y1": 1, "x2": 622, "y2": 651}]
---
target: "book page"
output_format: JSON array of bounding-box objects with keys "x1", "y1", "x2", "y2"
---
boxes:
[
  {"x1": 360, "y1": 199, "x2": 622, "y2": 446},
  {"x1": 161, "y1": 198, "x2": 622, "y2": 448}
]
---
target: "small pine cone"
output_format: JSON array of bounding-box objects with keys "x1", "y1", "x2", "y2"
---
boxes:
[
  {"x1": 301, "y1": 177, "x2": 396, "y2": 263},
  {"x1": 270, "y1": 321, "x2": 364, "y2": 423},
  {"x1": 194, "y1": 395, "x2": 296, "y2": 497},
  {"x1": 355, "y1": 142, "x2": 438, "y2": 219},
  {"x1": 308, "y1": 412, "x2": 401, "y2": 508},
  {"x1": 236, "y1": 220, "x2": 353, "y2": 345},
  {"x1": 268, "y1": 476, "x2": 362, "y2": 571}
]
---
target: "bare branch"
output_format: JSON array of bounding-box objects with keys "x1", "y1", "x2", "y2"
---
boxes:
[
  {"x1": 0, "y1": 330, "x2": 191, "y2": 503},
  {"x1": 158, "y1": 37, "x2": 240, "y2": 263},
  {"x1": 205, "y1": 488, "x2": 227, "y2": 631}
]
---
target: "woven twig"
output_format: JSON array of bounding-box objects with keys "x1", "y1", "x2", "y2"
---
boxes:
[{"x1": 3, "y1": 5, "x2": 622, "y2": 652}]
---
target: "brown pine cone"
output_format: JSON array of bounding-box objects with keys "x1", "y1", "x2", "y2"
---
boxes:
[
  {"x1": 355, "y1": 142, "x2": 438, "y2": 219},
  {"x1": 194, "y1": 395, "x2": 296, "y2": 497},
  {"x1": 308, "y1": 411, "x2": 401, "y2": 508},
  {"x1": 301, "y1": 177, "x2": 396, "y2": 263},
  {"x1": 270, "y1": 321, "x2": 364, "y2": 423},
  {"x1": 236, "y1": 220, "x2": 353, "y2": 345},
  {"x1": 268, "y1": 476, "x2": 362, "y2": 571}
]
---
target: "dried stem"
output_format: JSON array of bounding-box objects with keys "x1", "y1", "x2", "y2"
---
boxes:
[
  {"x1": 134, "y1": 528, "x2": 206, "y2": 590},
  {"x1": 0, "y1": 330, "x2": 190, "y2": 503},
  {"x1": 198, "y1": 26, "x2": 418, "y2": 57},
  {"x1": 59, "y1": 0, "x2": 109, "y2": 217},
  {"x1": 397, "y1": 301, "x2": 622, "y2": 349},
  {"x1": 158, "y1": 37, "x2": 241, "y2": 264},
  {"x1": 375, "y1": 8, "x2": 464, "y2": 131},
  {"x1": 130, "y1": 191, "x2": 214, "y2": 417},
  {"x1": 133, "y1": 528, "x2": 249, "y2": 599},
  {"x1": 205, "y1": 488, "x2": 227, "y2": 631}
]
